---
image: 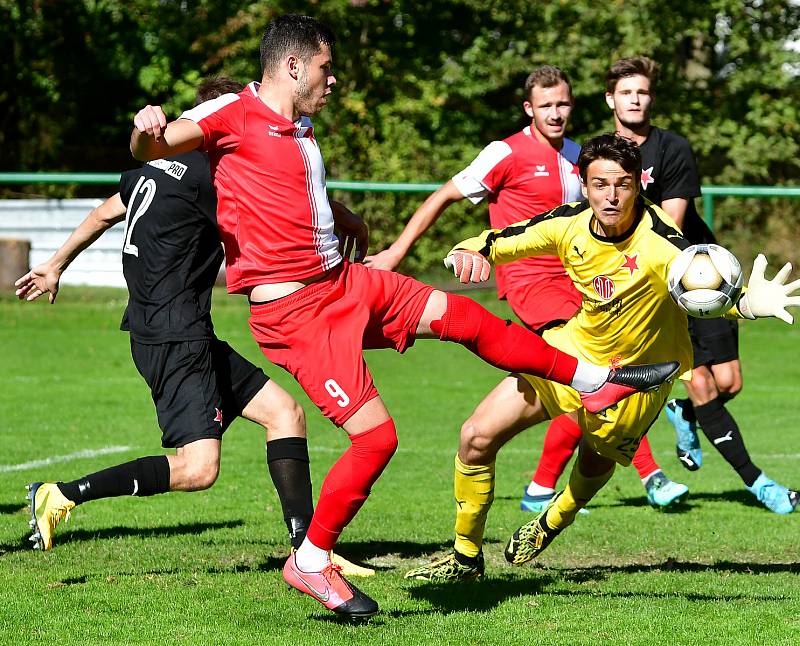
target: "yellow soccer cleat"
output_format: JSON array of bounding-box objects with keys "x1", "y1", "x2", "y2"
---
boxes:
[
  {"x1": 404, "y1": 551, "x2": 484, "y2": 582},
  {"x1": 330, "y1": 551, "x2": 375, "y2": 577},
  {"x1": 27, "y1": 482, "x2": 75, "y2": 551}
]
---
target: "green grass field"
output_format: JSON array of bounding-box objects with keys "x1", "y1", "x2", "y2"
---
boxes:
[{"x1": 1, "y1": 287, "x2": 799, "y2": 645}]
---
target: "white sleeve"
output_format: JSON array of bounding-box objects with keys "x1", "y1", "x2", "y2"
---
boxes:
[{"x1": 451, "y1": 140, "x2": 513, "y2": 204}]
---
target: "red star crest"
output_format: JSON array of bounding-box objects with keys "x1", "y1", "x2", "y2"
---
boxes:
[
  {"x1": 214, "y1": 407, "x2": 223, "y2": 425},
  {"x1": 620, "y1": 253, "x2": 639, "y2": 275},
  {"x1": 640, "y1": 166, "x2": 654, "y2": 189}
]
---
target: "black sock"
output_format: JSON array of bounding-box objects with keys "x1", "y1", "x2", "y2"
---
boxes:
[
  {"x1": 678, "y1": 397, "x2": 697, "y2": 423},
  {"x1": 57, "y1": 456, "x2": 171, "y2": 505},
  {"x1": 266, "y1": 437, "x2": 314, "y2": 549},
  {"x1": 693, "y1": 398, "x2": 761, "y2": 487}
]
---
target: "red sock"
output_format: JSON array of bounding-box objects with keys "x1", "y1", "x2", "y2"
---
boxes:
[
  {"x1": 631, "y1": 435, "x2": 660, "y2": 480},
  {"x1": 532, "y1": 414, "x2": 582, "y2": 489},
  {"x1": 430, "y1": 293, "x2": 578, "y2": 385},
  {"x1": 306, "y1": 418, "x2": 398, "y2": 550}
]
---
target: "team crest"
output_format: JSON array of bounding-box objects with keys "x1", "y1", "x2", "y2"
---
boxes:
[{"x1": 592, "y1": 275, "x2": 615, "y2": 300}]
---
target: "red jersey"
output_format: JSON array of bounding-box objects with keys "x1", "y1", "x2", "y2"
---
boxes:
[
  {"x1": 451, "y1": 127, "x2": 582, "y2": 298},
  {"x1": 180, "y1": 82, "x2": 341, "y2": 293}
]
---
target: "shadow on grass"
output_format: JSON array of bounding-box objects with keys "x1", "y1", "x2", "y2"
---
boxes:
[
  {"x1": 0, "y1": 520, "x2": 244, "y2": 555},
  {"x1": 406, "y1": 558, "x2": 798, "y2": 614},
  {"x1": 0, "y1": 503, "x2": 27, "y2": 515}
]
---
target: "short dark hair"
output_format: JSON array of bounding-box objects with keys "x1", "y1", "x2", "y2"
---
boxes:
[
  {"x1": 578, "y1": 133, "x2": 642, "y2": 187},
  {"x1": 524, "y1": 65, "x2": 572, "y2": 100},
  {"x1": 260, "y1": 14, "x2": 336, "y2": 76},
  {"x1": 605, "y1": 56, "x2": 659, "y2": 94},
  {"x1": 194, "y1": 76, "x2": 245, "y2": 105}
]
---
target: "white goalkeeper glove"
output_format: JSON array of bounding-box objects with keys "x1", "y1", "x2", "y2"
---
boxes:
[
  {"x1": 443, "y1": 249, "x2": 492, "y2": 284},
  {"x1": 737, "y1": 254, "x2": 800, "y2": 323}
]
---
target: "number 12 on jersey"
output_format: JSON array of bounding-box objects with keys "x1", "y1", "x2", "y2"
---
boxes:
[{"x1": 123, "y1": 176, "x2": 157, "y2": 257}]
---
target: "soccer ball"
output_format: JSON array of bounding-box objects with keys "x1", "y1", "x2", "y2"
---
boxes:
[{"x1": 667, "y1": 244, "x2": 744, "y2": 318}]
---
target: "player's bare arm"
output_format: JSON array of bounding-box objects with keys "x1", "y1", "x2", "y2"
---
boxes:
[
  {"x1": 364, "y1": 179, "x2": 464, "y2": 271},
  {"x1": 15, "y1": 193, "x2": 127, "y2": 304},
  {"x1": 331, "y1": 199, "x2": 369, "y2": 262},
  {"x1": 130, "y1": 105, "x2": 204, "y2": 161},
  {"x1": 660, "y1": 197, "x2": 689, "y2": 229}
]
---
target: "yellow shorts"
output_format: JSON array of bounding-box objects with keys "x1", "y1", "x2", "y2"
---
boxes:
[{"x1": 521, "y1": 327, "x2": 674, "y2": 466}]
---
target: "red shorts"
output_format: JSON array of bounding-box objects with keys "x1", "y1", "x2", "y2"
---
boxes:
[
  {"x1": 248, "y1": 261, "x2": 434, "y2": 426},
  {"x1": 504, "y1": 279, "x2": 581, "y2": 332}
]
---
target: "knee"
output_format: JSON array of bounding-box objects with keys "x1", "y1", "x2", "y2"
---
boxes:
[
  {"x1": 460, "y1": 416, "x2": 495, "y2": 462},
  {"x1": 715, "y1": 375, "x2": 743, "y2": 399},
  {"x1": 689, "y1": 370, "x2": 718, "y2": 403},
  {"x1": 179, "y1": 459, "x2": 219, "y2": 491},
  {"x1": 269, "y1": 399, "x2": 306, "y2": 439}
]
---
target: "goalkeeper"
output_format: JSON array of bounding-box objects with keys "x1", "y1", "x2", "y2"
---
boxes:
[{"x1": 406, "y1": 133, "x2": 799, "y2": 581}]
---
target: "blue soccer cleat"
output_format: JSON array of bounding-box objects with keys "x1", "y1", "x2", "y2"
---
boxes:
[
  {"x1": 666, "y1": 399, "x2": 702, "y2": 471},
  {"x1": 747, "y1": 473, "x2": 799, "y2": 514},
  {"x1": 520, "y1": 487, "x2": 588, "y2": 515},
  {"x1": 645, "y1": 471, "x2": 689, "y2": 509}
]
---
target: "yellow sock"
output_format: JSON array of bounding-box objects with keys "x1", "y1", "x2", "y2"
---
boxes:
[
  {"x1": 453, "y1": 455, "x2": 495, "y2": 558},
  {"x1": 545, "y1": 463, "x2": 615, "y2": 530}
]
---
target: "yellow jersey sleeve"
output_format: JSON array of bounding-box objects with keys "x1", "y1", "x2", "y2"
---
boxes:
[{"x1": 450, "y1": 202, "x2": 584, "y2": 265}]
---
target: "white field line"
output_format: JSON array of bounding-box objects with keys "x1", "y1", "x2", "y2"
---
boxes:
[{"x1": 0, "y1": 446, "x2": 133, "y2": 473}]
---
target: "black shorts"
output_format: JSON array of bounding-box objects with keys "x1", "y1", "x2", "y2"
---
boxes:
[
  {"x1": 688, "y1": 316, "x2": 739, "y2": 368},
  {"x1": 130, "y1": 338, "x2": 269, "y2": 448}
]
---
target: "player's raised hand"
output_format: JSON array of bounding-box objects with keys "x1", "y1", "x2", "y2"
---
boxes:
[
  {"x1": 133, "y1": 105, "x2": 168, "y2": 142},
  {"x1": 14, "y1": 263, "x2": 61, "y2": 304},
  {"x1": 363, "y1": 248, "x2": 403, "y2": 272},
  {"x1": 444, "y1": 249, "x2": 491, "y2": 284},
  {"x1": 738, "y1": 254, "x2": 800, "y2": 323}
]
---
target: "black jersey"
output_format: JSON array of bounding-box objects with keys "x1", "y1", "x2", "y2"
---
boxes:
[
  {"x1": 118, "y1": 151, "x2": 223, "y2": 343},
  {"x1": 639, "y1": 126, "x2": 715, "y2": 244}
]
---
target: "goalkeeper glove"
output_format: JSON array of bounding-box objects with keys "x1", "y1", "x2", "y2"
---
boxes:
[
  {"x1": 737, "y1": 254, "x2": 800, "y2": 323},
  {"x1": 443, "y1": 249, "x2": 491, "y2": 284}
]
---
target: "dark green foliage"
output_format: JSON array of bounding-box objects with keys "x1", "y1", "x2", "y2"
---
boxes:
[{"x1": 1, "y1": 1, "x2": 798, "y2": 265}]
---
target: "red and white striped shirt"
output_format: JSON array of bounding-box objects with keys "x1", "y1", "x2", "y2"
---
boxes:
[
  {"x1": 452, "y1": 127, "x2": 582, "y2": 298},
  {"x1": 180, "y1": 82, "x2": 341, "y2": 293}
]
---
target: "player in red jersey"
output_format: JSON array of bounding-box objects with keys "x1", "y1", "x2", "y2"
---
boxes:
[
  {"x1": 129, "y1": 14, "x2": 678, "y2": 619},
  {"x1": 366, "y1": 66, "x2": 688, "y2": 512}
]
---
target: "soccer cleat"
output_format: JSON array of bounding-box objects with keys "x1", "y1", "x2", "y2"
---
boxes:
[
  {"x1": 666, "y1": 399, "x2": 702, "y2": 471},
  {"x1": 747, "y1": 473, "x2": 799, "y2": 515},
  {"x1": 404, "y1": 550, "x2": 484, "y2": 581},
  {"x1": 504, "y1": 502, "x2": 562, "y2": 565},
  {"x1": 283, "y1": 552, "x2": 379, "y2": 619},
  {"x1": 520, "y1": 487, "x2": 588, "y2": 515},
  {"x1": 330, "y1": 551, "x2": 375, "y2": 577},
  {"x1": 27, "y1": 482, "x2": 75, "y2": 551},
  {"x1": 580, "y1": 361, "x2": 680, "y2": 414},
  {"x1": 644, "y1": 472, "x2": 689, "y2": 509}
]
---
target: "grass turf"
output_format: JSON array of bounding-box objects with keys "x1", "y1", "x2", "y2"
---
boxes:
[{"x1": 1, "y1": 287, "x2": 799, "y2": 645}]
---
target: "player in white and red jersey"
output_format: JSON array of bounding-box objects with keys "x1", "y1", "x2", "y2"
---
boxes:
[
  {"x1": 129, "y1": 14, "x2": 678, "y2": 619},
  {"x1": 365, "y1": 67, "x2": 688, "y2": 518}
]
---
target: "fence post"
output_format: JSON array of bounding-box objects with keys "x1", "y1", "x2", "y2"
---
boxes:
[{"x1": 0, "y1": 238, "x2": 31, "y2": 292}]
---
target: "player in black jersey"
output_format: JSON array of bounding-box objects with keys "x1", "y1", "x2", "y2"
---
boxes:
[
  {"x1": 14, "y1": 79, "x2": 377, "y2": 568},
  {"x1": 606, "y1": 56, "x2": 797, "y2": 514}
]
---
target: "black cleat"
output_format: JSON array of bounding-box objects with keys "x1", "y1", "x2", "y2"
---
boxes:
[{"x1": 581, "y1": 361, "x2": 680, "y2": 414}]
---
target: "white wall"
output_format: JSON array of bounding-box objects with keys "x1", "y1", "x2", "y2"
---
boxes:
[{"x1": 0, "y1": 199, "x2": 127, "y2": 287}]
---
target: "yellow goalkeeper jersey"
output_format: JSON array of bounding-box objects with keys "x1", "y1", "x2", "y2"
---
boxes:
[{"x1": 453, "y1": 198, "x2": 694, "y2": 376}]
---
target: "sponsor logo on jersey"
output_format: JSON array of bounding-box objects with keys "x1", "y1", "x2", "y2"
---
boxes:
[
  {"x1": 620, "y1": 253, "x2": 639, "y2": 276},
  {"x1": 147, "y1": 159, "x2": 188, "y2": 180},
  {"x1": 214, "y1": 407, "x2": 223, "y2": 425},
  {"x1": 592, "y1": 275, "x2": 615, "y2": 300},
  {"x1": 572, "y1": 245, "x2": 585, "y2": 260},
  {"x1": 534, "y1": 164, "x2": 550, "y2": 177},
  {"x1": 267, "y1": 124, "x2": 282, "y2": 138},
  {"x1": 641, "y1": 166, "x2": 654, "y2": 189}
]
